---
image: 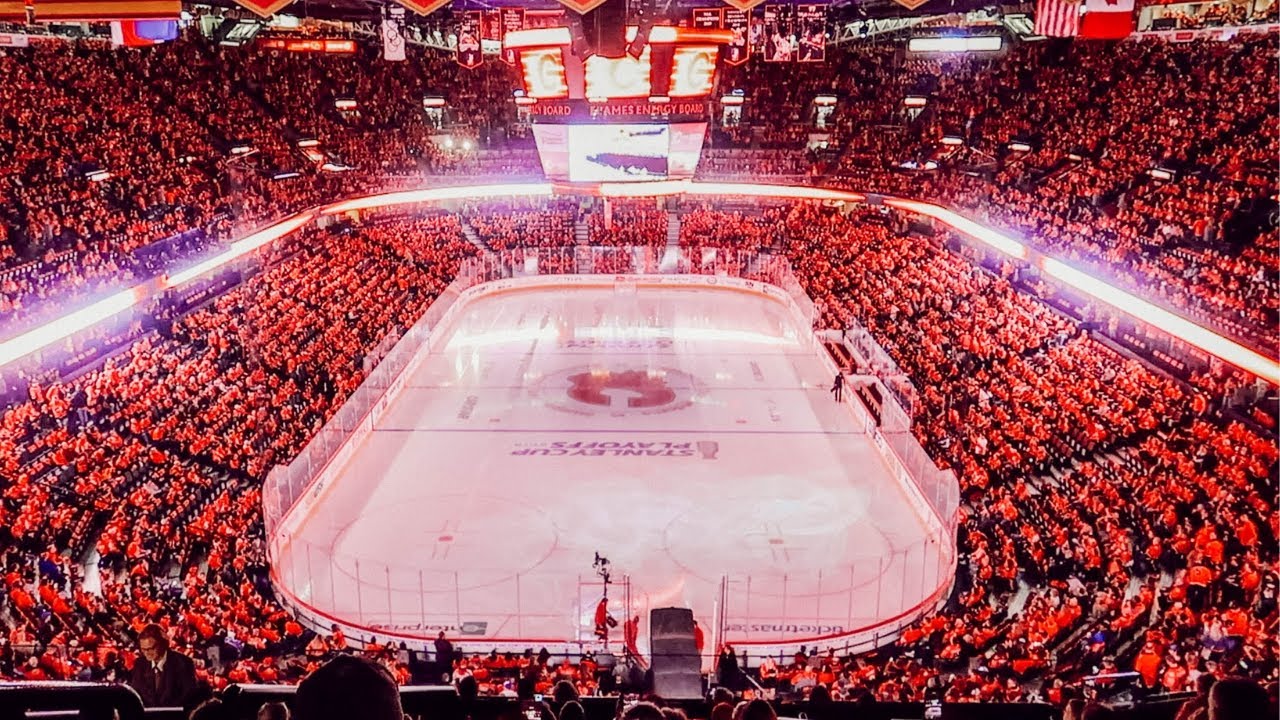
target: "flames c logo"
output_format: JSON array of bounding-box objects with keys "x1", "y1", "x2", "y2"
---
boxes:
[{"x1": 566, "y1": 369, "x2": 677, "y2": 409}]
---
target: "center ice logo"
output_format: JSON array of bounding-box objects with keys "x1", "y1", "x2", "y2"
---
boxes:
[
  {"x1": 533, "y1": 365, "x2": 706, "y2": 417},
  {"x1": 566, "y1": 369, "x2": 676, "y2": 409}
]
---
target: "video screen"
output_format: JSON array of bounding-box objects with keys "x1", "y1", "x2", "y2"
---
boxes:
[
  {"x1": 533, "y1": 121, "x2": 708, "y2": 183},
  {"x1": 514, "y1": 40, "x2": 720, "y2": 100},
  {"x1": 583, "y1": 49, "x2": 652, "y2": 99},
  {"x1": 568, "y1": 124, "x2": 670, "y2": 182},
  {"x1": 532, "y1": 124, "x2": 569, "y2": 179},
  {"x1": 521, "y1": 47, "x2": 571, "y2": 99}
]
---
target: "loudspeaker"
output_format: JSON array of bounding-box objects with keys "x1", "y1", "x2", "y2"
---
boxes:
[
  {"x1": 649, "y1": 608, "x2": 702, "y2": 699},
  {"x1": 581, "y1": 0, "x2": 628, "y2": 58}
]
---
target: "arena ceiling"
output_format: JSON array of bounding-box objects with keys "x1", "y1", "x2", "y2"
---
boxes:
[{"x1": 198, "y1": 0, "x2": 1009, "y2": 25}]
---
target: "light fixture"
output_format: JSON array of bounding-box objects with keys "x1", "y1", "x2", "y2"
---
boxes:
[{"x1": 941, "y1": 135, "x2": 964, "y2": 146}]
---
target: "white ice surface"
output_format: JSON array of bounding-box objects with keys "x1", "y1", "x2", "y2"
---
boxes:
[{"x1": 276, "y1": 284, "x2": 941, "y2": 653}]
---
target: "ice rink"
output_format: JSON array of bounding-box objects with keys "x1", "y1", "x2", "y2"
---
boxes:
[{"x1": 273, "y1": 279, "x2": 949, "y2": 656}]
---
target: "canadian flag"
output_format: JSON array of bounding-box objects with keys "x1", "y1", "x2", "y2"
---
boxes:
[{"x1": 1080, "y1": 0, "x2": 1135, "y2": 39}]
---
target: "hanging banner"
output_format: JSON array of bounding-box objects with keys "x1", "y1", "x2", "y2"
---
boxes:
[
  {"x1": 893, "y1": 0, "x2": 930, "y2": 10},
  {"x1": 390, "y1": 0, "x2": 450, "y2": 16},
  {"x1": 692, "y1": 7, "x2": 723, "y2": 28},
  {"x1": 34, "y1": 0, "x2": 179, "y2": 21},
  {"x1": 382, "y1": 6, "x2": 406, "y2": 61},
  {"x1": 762, "y1": 4, "x2": 794, "y2": 62},
  {"x1": 0, "y1": 0, "x2": 26, "y2": 22},
  {"x1": 796, "y1": 3, "x2": 825, "y2": 62},
  {"x1": 552, "y1": 0, "x2": 609, "y2": 13},
  {"x1": 748, "y1": 8, "x2": 766, "y2": 57},
  {"x1": 226, "y1": 0, "x2": 294, "y2": 18},
  {"x1": 482, "y1": 9, "x2": 502, "y2": 42},
  {"x1": 500, "y1": 7, "x2": 525, "y2": 64},
  {"x1": 722, "y1": 0, "x2": 767, "y2": 10},
  {"x1": 723, "y1": 8, "x2": 749, "y2": 65},
  {"x1": 457, "y1": 10, "x2": 483, "y2": 69}
]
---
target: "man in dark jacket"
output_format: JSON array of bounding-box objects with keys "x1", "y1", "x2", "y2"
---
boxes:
[
  {"x1": 433, "y1": 631, "x2": 454, "y2": 682},
  {"x1": 129, "y1": 624, "x2": 199, "y2": 708}
]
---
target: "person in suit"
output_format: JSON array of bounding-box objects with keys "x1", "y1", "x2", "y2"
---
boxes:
[
  {"x1": 433, "y1": 631, "x2": 454, "y2": 681},
  {"x1": 129, "y1": 623, "x2": 199, "y2": 708}
]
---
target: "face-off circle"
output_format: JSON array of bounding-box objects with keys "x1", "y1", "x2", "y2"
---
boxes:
[{"x1": 533, "y1": 366, "x2": 706, "y2": 416}]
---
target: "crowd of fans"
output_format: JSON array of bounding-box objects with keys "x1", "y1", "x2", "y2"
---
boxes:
[
  {"x1": 466, "y1": 199, "x2": 580, "y2": 251},
  {"x1": 717, "y1": 32, "x2": 1278, "y2": 350},
  {"x1": 3, "y1": 198, "x2": 1274, "y2": 709},
  {"x1": 0, "y1": 19, "x2": 1276, "y2": 719},
  {"x1": 664, "y1": 203, "x2": 1277, "y2": 702},
  {"x1": 0, "y1": 33, "x2": 516, "y2": 342},
  {"x1": 2, "y1": 215, "x2": 474, "y2": 689},
  {"x1": 587, "y1": 200, "x2": 670, "y2": 249},
  {"x1": 2, "y1": 28, "x2": 1275, "y2": 353}
]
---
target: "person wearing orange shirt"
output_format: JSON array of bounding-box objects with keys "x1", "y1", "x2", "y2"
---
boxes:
[{"x1": 1186, "y1": 558, "x2": 1215, "y2": 613}]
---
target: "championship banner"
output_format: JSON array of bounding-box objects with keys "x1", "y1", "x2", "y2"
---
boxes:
[
  {"x1": 762, "y1": 4, "x2": 794, "y2": 62},
  {"x1": 0, "y1": 0, "x2": 26, "y2": 22},
  {"x1": 500, "y1": 7, "x2": 525, "y2": 64},
  {"x1": 382, "y1": 6, "x2": 406, "y2": 62},
  {"x1": 723, "y1": 8, "x2": 749, "y2": 65},
  {"x1": 457, "y1": 10, "x2": 483, "y2": 69},
  {"x1": 796, "y1": 4, "x2": 825, "y2": 62},
  {"x1": 482, "y1": 9, "x2": 502, "y2": 42},
  {"x1": 748, "y1": 8, "x2": 766, "y2": 57},
  {"x1": 893, "y1": 0, "x2": 930, "y2": 10},
  {"x1": 721, "y1": 0, "x2": 767, "y2": 10},
  {"x1": 33, "y1": 0, "x2": 179, "y2": 21},
  {"x1": 692, "y1": 7, "x2": 723, "y2": 28}
]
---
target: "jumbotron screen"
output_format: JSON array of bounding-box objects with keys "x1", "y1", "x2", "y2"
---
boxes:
[
  {"x1": 509, "y1": 27, "x2": 725, "y2": 100},
  {"x1": 533, "y1": 121, "x2": 707, "y2": 182},
  {"x1": 510, "y1": 26, "x2": 727, "y2": 183}
]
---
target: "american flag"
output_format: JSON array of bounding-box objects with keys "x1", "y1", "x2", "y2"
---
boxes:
[{"x1": 1035, "y1": 0, "x2": 1081, "y2": 36}]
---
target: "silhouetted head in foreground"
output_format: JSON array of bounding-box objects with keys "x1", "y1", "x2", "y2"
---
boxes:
[
  {"x1": 1209, "y1": 677, "x2": 1269, "y2": 720},
  {"x1": 294, "y1": 655, "x2": 404, "y2": 720},
  {"x1": 620, "y1": 701, "x2": 666, "y2": 720}
]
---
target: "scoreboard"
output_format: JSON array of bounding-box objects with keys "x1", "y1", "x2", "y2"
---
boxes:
[{"x1": 506, "y1": 25, "x2": 732, "y2": 183}]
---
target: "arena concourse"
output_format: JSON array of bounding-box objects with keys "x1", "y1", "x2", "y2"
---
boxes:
[{"x1": 0, "y1": 1, "x2": 1276, "y2": 720}]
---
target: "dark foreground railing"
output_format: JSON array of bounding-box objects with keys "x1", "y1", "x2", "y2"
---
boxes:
[{"x1": 1, "y1": 682, "x2": 1198, "y2": 720}]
